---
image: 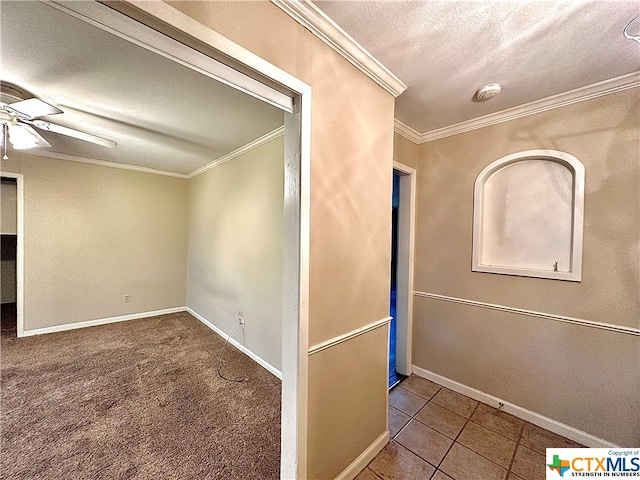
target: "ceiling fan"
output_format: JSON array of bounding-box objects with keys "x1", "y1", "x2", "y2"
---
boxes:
[{"x1": 0, "y1": 83, "x2": 116, "y2": 160}]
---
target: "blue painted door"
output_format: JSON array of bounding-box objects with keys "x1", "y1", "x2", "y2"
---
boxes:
[{"x1": 389, "y1": 173, "x2": 401, "y2": 388}]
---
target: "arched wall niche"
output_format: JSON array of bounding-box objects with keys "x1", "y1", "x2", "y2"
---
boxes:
[{"x1": 472, "y1": 149, "x2": 584, "y2": 282}]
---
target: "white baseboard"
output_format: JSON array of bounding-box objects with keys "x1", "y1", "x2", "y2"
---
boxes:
[
  {"x1": 21, "y1": 307, "x2": 187, "y2": 337},
  {"x1": 412, "y1": 365, "x2": 618, "y2": 448},
  {"x1": 334, "y1": 431, "x2": 389, "y2": 480},
  {"x1": 187, "y1": 307, "x2": 282, "y2": 380}
]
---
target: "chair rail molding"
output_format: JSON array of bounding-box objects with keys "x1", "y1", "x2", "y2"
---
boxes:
[
  {"x1": 308, "y1": 316, "x2": 392, "y2": 355},
  {"x1": 414, "y1": 291, "x2": 640, "y2": 336}
]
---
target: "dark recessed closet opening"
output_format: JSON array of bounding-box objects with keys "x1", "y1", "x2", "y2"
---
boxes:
[{"x1": 1, "y1": 176, "x2": 18, "y2": 337}]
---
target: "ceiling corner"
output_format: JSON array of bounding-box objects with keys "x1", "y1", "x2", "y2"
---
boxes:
[
  {"x1": 393, "y1": 119, "x2": 422, "y2": 144},
  {"x1": 270, "y1": 0, "x2": 407, "y2": 97}
]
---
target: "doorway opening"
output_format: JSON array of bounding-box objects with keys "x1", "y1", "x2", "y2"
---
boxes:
[
  {"x1": 1, "y1": 177, "x2": 18, "y2": 337},
  {"x1": 389, "y1": 172, "x2": 402, "y2": 388},
  {"x1": 6, "y1": 2, "x2": 311, "y2": 478},
  {"x1": 0, "y1": 174, "x2": 22, "y2": 338},
  {"x1": 390, "y1": 163, "x2": 415, "y2": 388}
]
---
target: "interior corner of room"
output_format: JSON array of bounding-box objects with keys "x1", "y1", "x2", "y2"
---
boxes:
[{"x1": 392, "y1": 86, "x2": 640, "y2": 449}]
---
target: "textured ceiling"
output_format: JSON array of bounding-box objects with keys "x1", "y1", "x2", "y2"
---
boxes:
[
  {"x1": 0, "y1": 1, "x2": 284, "y2": 175},
  {"x1": 2, "y1": 1, "x2": 638, "y2": 168},
  {"x1": 316, "y1": 0, "x2": 640, "y2": 134}
]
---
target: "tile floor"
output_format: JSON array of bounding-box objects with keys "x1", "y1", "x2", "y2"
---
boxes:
[{"x1": 358, "y1": 375, "x2": 583, "y2": 480}]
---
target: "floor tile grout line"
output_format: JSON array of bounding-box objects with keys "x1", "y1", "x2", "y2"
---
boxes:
[
  {"x1": 365, "y1": 466, "x2": 384, "y2": 480},
  {"x1": 395, "y1": 384, "x2": 441, "y2": 404},
  {"x1": 466, "y1": 417, "x2": 523, "y2": 443},
  {"x1": 448, "y1": 425, "x2": 520, "y2": 476},
  {"x1": 393, "y1": 419, "x2": 411, "y2": 439},
  {"x1": 451, "y1": 439, "x2": 517, "y2": 477},
  {"x1": 396, "y1": 379, "x2": 522, "y2": 477},
  {"x1": 434, "y1": 401, "x2": 480, "y2": 473},
  {"x1": 436, "y1": 401, "x2": 519, "y2": 478},
  {"x1": 388, "y1": 383, "x2": 448, "y2": 474},
  {"x1": 393, "y1": 380, "x2": 493, "y2": 474},
  {"x1": 410, "y1": 413, "x2": 463, "y2": 441},
  {"x1": 391, "y1": 389, "x2": 442, "y2": 457},
  {"x1": 505, "y1": 421, "x2": 527, "y2": 478},
  {"x1": 389, "y1": 382, "x2": 442, "y2": 438},
  {"x1": 388, "y1": 439, "x2": 440, "y2": 474},
  {"x1": 457, "y1": 403, "x2": 528, "y2": 479},
  {"x1": 389, "y1": 376, "x2": 579, "y2": 480},
  {"x1": 405, "y1": 381, "x2": 527, "y2": 446}
]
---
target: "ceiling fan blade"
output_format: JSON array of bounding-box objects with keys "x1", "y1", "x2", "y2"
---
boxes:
[
  {"x1": 31, "y1": 120, "x2": 117, "y2": 148},
  {"x1": 9, "y1": 124, "x2": 51, "y2": 149},
  {"x1": 6, "y1": 98, "x2": 62, "y2": 119},
  {"x1": 24, "y1": 125, "x2": 52, "y2": 148}
]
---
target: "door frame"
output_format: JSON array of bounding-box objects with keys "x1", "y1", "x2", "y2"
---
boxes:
[
  {"x1": 0, "y1": 173, "x2": 24, "y2": 337},
  {"x1": 41, "y1": 2, "x2": 311, "y2": 478},
  {"x1": 392, "y1": 162, "x2": 416, "y2": 376}
]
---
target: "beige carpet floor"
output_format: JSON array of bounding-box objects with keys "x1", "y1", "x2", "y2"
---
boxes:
[{"x1": 0, "y1": 311, "x2": 281, "y2": 479}]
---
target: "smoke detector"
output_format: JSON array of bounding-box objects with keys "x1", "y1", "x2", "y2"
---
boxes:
[{"x1": 475, "y1": 83, "x2": 502, "y2": 101}]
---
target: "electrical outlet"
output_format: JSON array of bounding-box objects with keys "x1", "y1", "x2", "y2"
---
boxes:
[
  {"x1": 124, "y1": 294, "x2": 131, "y2": 303},
  {"x1": 238, "y1": 310, "x2": 245, "y2": 327}
]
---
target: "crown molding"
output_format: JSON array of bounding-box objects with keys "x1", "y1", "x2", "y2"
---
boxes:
[
  {"x1": 395, "y1": 71, "x2": 640, "y2": 144},
  {"x1": 393, "y1": 119, "x2": 422, "y2": 143},
  {"x1": 188, "y1": 126, "x2": 285, "y2": 178},
  {"x1": 25, "y1": 150, "x2": 189, "y2": 178},
  {"x1": 15, "y1": 127, "x2": 285, "y2": 179},
  {"x1": 270, "y1": 0, "x2": 406, "y2": 97}
]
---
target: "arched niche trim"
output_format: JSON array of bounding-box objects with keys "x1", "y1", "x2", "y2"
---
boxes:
[{"x1": 472, "y1": 150, "x2": 584, "y2": 281}]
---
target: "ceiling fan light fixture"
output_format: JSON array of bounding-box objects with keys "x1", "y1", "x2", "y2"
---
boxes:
[{"x1": 8, "y1": 123, "x2": 39, "y2": 150}]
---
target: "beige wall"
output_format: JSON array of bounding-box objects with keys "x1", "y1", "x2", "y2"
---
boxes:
[
  {"x1": 0, "y1": 152, "x2": 188, "y2": 331},
  {"x1": 414, "y1": 88, "x2": 640, "y2": 446},
  {"x1": 168, "y1": 2, "x2": 396, "y2": 478},
  {"x1": 393, "y1": 131, "x2": 418, "y2": 170},
  {"x1": 187, "y1": 137, "x2": 284, "y2": 371},
  {"x1": 308, "y1": 326, "x2": 388, "y2": 479}
]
